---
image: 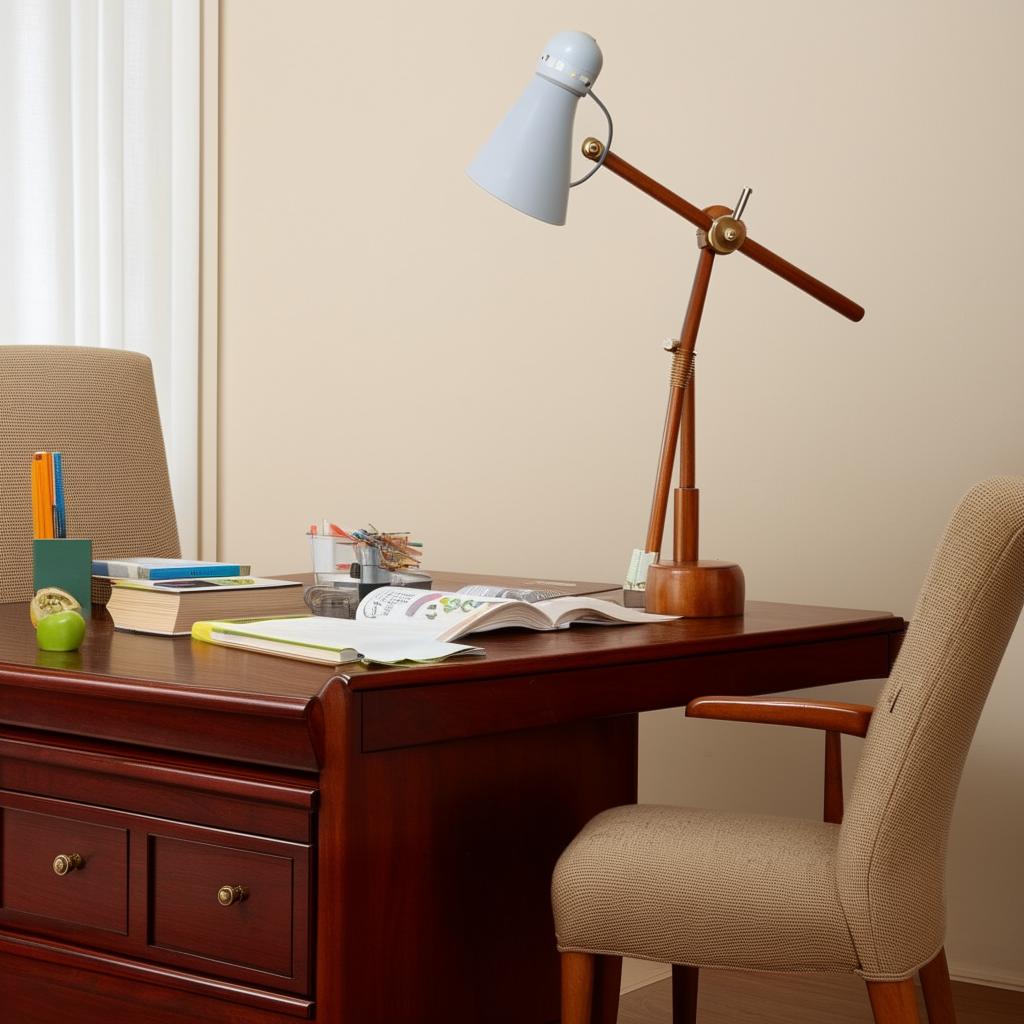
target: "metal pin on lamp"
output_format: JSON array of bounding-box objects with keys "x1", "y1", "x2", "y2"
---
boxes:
[{"x1": 468, "y1": 31, "x2": 864, "y2": 617}]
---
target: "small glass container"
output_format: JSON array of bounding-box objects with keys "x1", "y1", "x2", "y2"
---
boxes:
[
  {"x1": 308, "y1": 532, "x2": 360, "y2": 587},
  {"x1": 305, "y1": 532, "x2": 433, "y2": 616}
]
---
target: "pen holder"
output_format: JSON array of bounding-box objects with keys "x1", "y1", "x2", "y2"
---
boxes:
[
  {"x1": 306, "y1": 534, "x2": 433, "y2": 616},
  {"x1": 309, "y1": 533, "x2": 361, "y2": 587},
  {"x1": 33, "y1": 539, "x2": 92, "y2": 617}
]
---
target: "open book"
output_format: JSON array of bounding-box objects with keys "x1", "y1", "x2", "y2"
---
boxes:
[
  {"x1": 356, "y1": 587, "x2": 675, "y2": 641},
  {"x1": 191, "y1": 587, "x2": 677, "y2": 667}
]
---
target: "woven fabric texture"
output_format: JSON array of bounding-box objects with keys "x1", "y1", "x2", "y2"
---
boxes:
[
  {"x1": 837, "y1": 475, "x2": 1024, "y2": 979},
  {"x1": 552, "y1": 477, "x2": 1024, "y2": 982},
  {"x1": 552, "y1": 805, "x2": 858, "y2": 972},
  {"x1": 0, "y1": 346, "x2": 180, "y2": 603}
]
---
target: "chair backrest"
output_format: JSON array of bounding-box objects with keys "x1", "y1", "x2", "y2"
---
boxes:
[
  {"x1": 837, "y1": 476, "x2": 1024, "y2": 979},
  {"x1": 0, "y1": 345, "x2": 180, "y2": 603}
]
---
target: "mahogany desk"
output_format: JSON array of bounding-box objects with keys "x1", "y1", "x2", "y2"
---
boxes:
[{"x1": 0, "y1": 579, "x2": 905, "y2": 1024}]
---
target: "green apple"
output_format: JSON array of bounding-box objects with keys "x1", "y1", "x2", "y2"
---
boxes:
[{"x1": 36, "y1": 610, "x2": 87, "y2": 652}]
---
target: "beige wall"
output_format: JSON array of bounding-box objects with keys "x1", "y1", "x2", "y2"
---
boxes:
[{"x1": 216, "y1": 0, "x2": 1024, "y2": 987}]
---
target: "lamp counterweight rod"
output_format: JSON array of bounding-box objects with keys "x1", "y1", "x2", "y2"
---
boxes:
[{"x1": 740, "y1": 236, "x2": 863, "y2": 322}]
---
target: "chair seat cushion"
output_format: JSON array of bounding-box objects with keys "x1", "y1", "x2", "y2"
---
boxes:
[{"x1": 552, "y1": 804, "x2": 858, "y2": 973}]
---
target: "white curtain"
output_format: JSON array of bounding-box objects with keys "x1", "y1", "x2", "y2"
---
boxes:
[{"x1": 0, "y1": 0, "x2": 200, "y2": 556}]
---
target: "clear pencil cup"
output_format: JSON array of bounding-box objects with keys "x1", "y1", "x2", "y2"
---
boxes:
[{"x1": 308, "y1": 533, "x2": 360, "y2": 587}]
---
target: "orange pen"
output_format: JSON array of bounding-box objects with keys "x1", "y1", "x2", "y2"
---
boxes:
[{"x1": 31, "y1": 453, "x2": 47, "y2": 539}]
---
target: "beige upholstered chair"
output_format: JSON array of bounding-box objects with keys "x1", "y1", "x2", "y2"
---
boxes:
[
  {"x1": 0, "y1": 345, "x2": 180, "y2": 603},
  {"x1": 553, "y1": 476, "x2": 1024, "y2": 1024}
]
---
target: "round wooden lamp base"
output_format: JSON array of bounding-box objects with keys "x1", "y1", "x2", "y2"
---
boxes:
[{"x1": 644, "y1": 560, "x2": 745, "y2": 617}]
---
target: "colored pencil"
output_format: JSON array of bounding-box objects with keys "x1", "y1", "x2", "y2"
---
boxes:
[{"x1": 52, "y1": 452, "x2": 66, "y2": 538}]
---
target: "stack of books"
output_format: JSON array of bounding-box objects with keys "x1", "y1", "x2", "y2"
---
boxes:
[{"x1": 95, "y1": 559, "x2": 306, "y2": 636}]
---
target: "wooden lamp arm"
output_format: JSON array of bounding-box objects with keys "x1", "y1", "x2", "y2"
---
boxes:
[
  {"x1": 685, "y1": 696, "x2": 874, "y2": 736},
  {"x1": 685, "y1": 696, "x2": 875, "y2": 825},
  {"x1": 591, "y1": 147, "x2": 865, "y2": 322}
]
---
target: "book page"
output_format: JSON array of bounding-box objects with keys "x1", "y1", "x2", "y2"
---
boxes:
[
  {"x1": 456, "y1": 585, "x2": 565, "y2": 602},
  {"x1": 205, "y1": 615, "x2": 483, "y2": 665},
  {"x1": 115, "y1": 577, "x2": 300, "y2": 593},
  {"x1": 356, "y1": 588, "x2": 512, "y2": 629},
  {"x1": 540, "y1": 596, "x2": 678, "y2": 626}
]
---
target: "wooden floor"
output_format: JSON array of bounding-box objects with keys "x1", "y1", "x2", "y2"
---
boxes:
[{"x1": 617, "y1": 969, "x2": 1024, "y2": 1023}]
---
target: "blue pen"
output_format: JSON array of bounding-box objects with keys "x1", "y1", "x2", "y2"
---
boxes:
[{"x1": 52, "y1": 452, "x2": 66, "y2": 538}]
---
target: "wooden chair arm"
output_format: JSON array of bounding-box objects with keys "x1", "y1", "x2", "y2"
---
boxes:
[{"x1": 685, "y1": 696, "x2": 874, "y2": 738}]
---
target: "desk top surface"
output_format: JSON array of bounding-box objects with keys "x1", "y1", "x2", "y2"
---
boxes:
[{"x1": 0, "y1": 570, "x2": 905, "y2": 708}]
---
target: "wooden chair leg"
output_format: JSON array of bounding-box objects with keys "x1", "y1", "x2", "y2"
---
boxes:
[
  {"x1": 824, "y1": 729, "x2": 844, "y2": 823},
  {"x1": 672, "y1": 964, "x2": 699, "y2": 1024},
  {"x1": 562, "y1": 952, "x2": 596, "y2": 1024},
  {"x1": 592, "y1": 955, "x2": 622, "y2": 1024},
  {"x1": 919, "y1": 948, "x2": 957, "y2": 1024},
  {"x1": 867, "y1": 979, "x2": 921, "y2": 1024}
]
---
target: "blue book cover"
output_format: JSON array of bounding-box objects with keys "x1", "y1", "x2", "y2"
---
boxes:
[{"x1": 92, "y1": 558, "x2": 252, "y2": 580}]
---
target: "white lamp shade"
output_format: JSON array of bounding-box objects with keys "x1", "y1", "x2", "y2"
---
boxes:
[{"x1": 467, "y1": 32, "x2": 603, "y2": 226}]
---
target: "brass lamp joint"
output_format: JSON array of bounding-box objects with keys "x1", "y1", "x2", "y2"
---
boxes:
[
  {"x1": 703, "y1": 214, "x2": 747, "y2": 254},
  {"x1": 581, "y1": 137, "x2": 604, "y2": 161}
]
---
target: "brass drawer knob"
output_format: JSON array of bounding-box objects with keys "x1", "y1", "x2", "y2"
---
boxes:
[
  {"x1": 52, "y1": 853, "x2": 84, "y2": 876},
  {"x1": 216, "y1": 884, "x2": 249, "y2": 907}
]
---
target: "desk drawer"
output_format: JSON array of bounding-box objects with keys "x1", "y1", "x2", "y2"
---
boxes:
[
  {"x1": 0, "y1": 806, "x2": 128, "y2": 935},
  {"x1": 0, "y1": 771, "x2": 313, "y2": 1001},
  {"x1": 149, "y1": 835, "x2": 301, "y2": 981}
]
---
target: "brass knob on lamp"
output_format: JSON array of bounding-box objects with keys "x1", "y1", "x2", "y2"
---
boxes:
[
  {"x1": 52, "y1": 853, "x2": 83, "y2": 876},
  {"x1": 706, "y1": 214, "x2": 748, "y2": 254},
  {"x1": 217, "y1": 884, "x2": 249, "y2": 907}
]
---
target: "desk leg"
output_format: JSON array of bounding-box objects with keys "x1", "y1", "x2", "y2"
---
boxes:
[{"x1": 329, "y1": 708, "x2": 638, "y2": 1024}]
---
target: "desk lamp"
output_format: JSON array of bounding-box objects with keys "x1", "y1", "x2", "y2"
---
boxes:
[{"x1": 467, "y1": 31, "x2": 864, "y2": 617}]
